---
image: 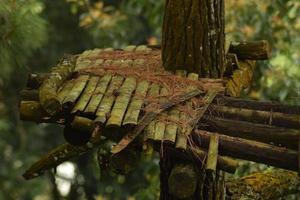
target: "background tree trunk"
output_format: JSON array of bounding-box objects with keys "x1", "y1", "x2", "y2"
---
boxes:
[
  {"x1": 161, "y1": 0, "x2": 226, "y2": 199},
  {"x1": 162, "y1": 0, "x2": 225, "y2": 78}
]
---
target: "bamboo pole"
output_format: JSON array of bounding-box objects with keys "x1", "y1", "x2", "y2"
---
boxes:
[
  {"x1": 123, "y1": 80, "x2": 150, "y2": 126},
  {"x1": 72, "y1": 76, "x2": 99, "y2": 113},
  {"x1": 20, "y1": 89, "x2": 39, "y2": 101},
  {"x1": 106, "y1": 77, "x2": 137, "y2": 127},
  {"x1": 212, "y1": 105, "x2": 300, "y2": 129},
  {"x1": 228, "y1": 40, "x2": 271, "y2": 60},
  {"x1": 23, "y1": 124, "x2": 101, "y2": 180},
  {"x1": 19, "y1": 101, "x2": 52, "y2": 123},
  {"x1": 84, "y1": 74, "x2": 112, "y2": 116},
  {"x1": 62, "y1": 75, "x2": 90, "y2": 110},
  {"x1": 200, "y1": 116, "x2": 300, "y2": 150},
  {"x1": 213, "y1": 95, "x2": 300, "y2": 115},
  {"x1": 39, "y1": 57, "x2": 75, "y2": 115},
  {"x1": 94, "y1": 76, "x2": 124, "y2": 124},
  {"x1": 193, "y1": 130, "x2": 298, "y2": 171}
]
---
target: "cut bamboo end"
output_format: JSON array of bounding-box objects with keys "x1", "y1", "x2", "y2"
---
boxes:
[
  {"x1": 26, "y1": 73, "x2": 49, "y2": 89},
  {"x1": 62, "y1": 75, "x2": 90, "y2": 110},
  {"x1": 84, "y1": 74, "x2": 112, "y2": 115},
  {"x1": 95, "y1": 76, "x2": 124, "y2": 124},
  {"x1": 206, "y1": 133, "x2": 219, "y2": 172},
  {"x1": 19, "y1": 101, "x2": 50, "y2": 122},
  {"x1": 123, "y1": 80, "x2": 150, "y2": 126},
  {"x1": 123, "y1": 45, "x2": 136, "y2": 52},
  {"x1": 106, "y1": 77, "x2": 137, "y2": 127},
  {"x1": 72, "y1": 76, "x2": 99, "y2": 113}
]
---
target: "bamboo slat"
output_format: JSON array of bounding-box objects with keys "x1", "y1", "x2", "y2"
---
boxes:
[
  {"x1": 57, "y1": 80, "x2": 75, "y2": 103},
  {"x1": 62, "y1": 75, "x2": 89, "y2": 110},
  {"x1": 94, "y1": 76, "x2": 124, "y2": 124},
  {"x1": 154, "y1": 87, "x2": 169, "y2": 141},
  {"x1": 206, "y1": 133, "x2": 219, "y2": 172},
  {"x1": 106, "y1": 77, "x2": 137, "y2": 127},
  {"x1": 123, "y1": 80, "x2": 150, "y2": 126},
  {"x1": 84, "y1": 74, "x2": 112, "y2": 115},
  {"x1": 144, "y1": 83, "x2": 160, "y2": 140},
  {"x1": 176, "y1": 72, "x2": 198, "y2": 149},
  {"x1": 164, "y1": 70, "x2": 187, "y2": 143},
  {"x1": 72, "y1": 76, "x2": 99, "y2": 113}
]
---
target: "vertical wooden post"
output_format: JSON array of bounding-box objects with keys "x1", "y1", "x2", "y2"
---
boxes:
[{"x1": 162, "y1": 0, "x2": 225, "y2": 78}]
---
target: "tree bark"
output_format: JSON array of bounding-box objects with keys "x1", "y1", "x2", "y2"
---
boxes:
[{"x1": 162, "y1": 0, "x2": 225, "y2": 77}]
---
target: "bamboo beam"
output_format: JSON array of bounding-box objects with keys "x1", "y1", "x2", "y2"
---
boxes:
[
  {"x1": 212, "y1": 105, "x2": 300, "y2": 129},
  {"x1": 20, "y1": 89, "x2": 39, "y2": 101},
  {"x1": 213, "y1": 95, "x2": 300, "y2": 115},
  {"x1": 19, "y1": 101, "x2": 63, "y2": 124},
  {"x1": 39, "y1": 57, "x2": 75, "y2": 115},
  {"x1": 200, "y1": 116, "x2": 300, "y2": 150},
  {"x1": 228, "y1": 40, "x2": 271, "y2": 60},
  {"x1": 193, "y1": 130, "x2": 299, "y2": 171}
]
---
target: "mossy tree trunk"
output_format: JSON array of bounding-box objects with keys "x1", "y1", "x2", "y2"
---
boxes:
[
  {"x1": 162, "y1": 0, "x2": 225, "y2": 78},
  {"x1": 161, "y1": 0, "x2": 226, "y2": 199}
]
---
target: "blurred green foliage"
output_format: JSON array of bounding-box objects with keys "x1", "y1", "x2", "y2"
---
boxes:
[{"x1": 0, "y1": 0, "x2": 299, "y2": 199}]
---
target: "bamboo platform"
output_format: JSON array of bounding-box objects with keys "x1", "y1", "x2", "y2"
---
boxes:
[{"x1": 20, "y1": 44, "x2": 300, "y2": 179}]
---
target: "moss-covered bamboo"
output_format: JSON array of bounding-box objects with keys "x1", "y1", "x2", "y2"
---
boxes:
[
  {"x1": 72, "y1": 76, "x2": 99, "y2": 113},
  {"x1": 123, "y1": 80, "x2": 150, "y2": 126},
  {"x1": 84, "y1": 74, "x2": 112, "y2": 115},
  {"x1": 57, "y1": 80, "x2": 75, "y2": 103},
  {"x1": 39, "y1": 57, "x2": 75, "y2": 115},
  {"x1": 19, "y1": 101, "x2": 51, "y2": 123},
  {"x1": 62, "y1": 75, "x2": 89, "y2": 110},
  {"x1": 95, "y1": 76, "x2": 124, "y2": 124},
  {"x1": 106, "y1": 77, "x2": 137, "y2": 127},
  {"x1": 20, "y1": 89, "x2": 39, "y2": 101}
]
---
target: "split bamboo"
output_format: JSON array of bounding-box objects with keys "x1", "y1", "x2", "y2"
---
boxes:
[
  {"x1": 84, "y1": 74, "x2": 112, "y2": 115},
  {"x1": 106, "y1": 77, "x2": 137, "y2": 127},
  {"x1": 62, "y1": 75, "x2": 89, "y2": 110},
  {"x1": 95, "y1": 76, "x2": 124, "y2": 124},
  {"x1": 57, "y1": 80, "x2": 75, "y2": 103},
  {"x1": 154, "y1": 87, "x2": 169, "y2": 141},
  {"x1": 123, "y1": 80, "x2": 150, "y2": 126},
  {"x1": 72, "y1": 76, "x2": 99, "y2": 113}
]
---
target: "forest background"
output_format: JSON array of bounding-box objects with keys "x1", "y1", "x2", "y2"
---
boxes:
[{"x1": 0, "y1": 0, "x2": 300, "y2": 199}]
